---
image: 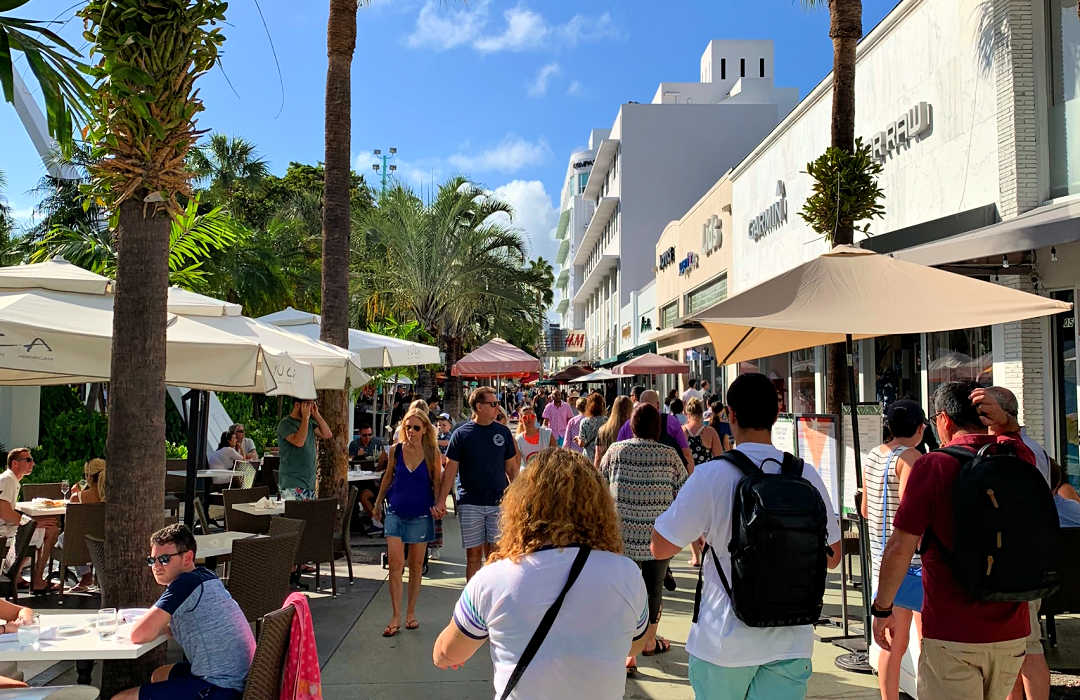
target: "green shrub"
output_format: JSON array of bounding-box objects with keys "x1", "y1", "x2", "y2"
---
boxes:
[
  {"x1": 166, "y1": 441, "x2": 188, "y2": 459},
  {"x1": 37, "y1": 408, "x2": 108, "y2": 464},
  {"x1": 23, "y1": 457, "x2": 84, "y2": 485}
]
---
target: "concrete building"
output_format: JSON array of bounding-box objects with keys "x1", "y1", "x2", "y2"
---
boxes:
[{"x1": 560, "y1": 39, "x2": 798, "y2": 364}]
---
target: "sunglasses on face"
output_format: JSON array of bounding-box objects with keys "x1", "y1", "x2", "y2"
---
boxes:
[
  {"x1": 360, "y1": 433, "x2": 373, "y2": 438},
  {"x1": 406, "y1": 424, "x2": 423, "y2": 432},
  {"x1": 479, "y1": 401, "x2": 499, "y2": 407},
  {"x1": 146, "y1": 551, "x2": 185, "y2": 567}
]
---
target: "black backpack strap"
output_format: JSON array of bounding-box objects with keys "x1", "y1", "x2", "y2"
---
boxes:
[
  {"x1": 915, "y1": 446, "x2": 974, "y2": 556},
  {"x1": 937, "y1": 446, "x2": 975, "y2": 462},
  {"x1": 692, "y1": 543, "x2": 735, "y2": 623},
  {"x1": 780, "y1": 452, "x2": 805, "y2": 478},
  {"x1": 500, "y1": 545, "x2": 591, "y2": 700},
  {"x1": 720, "y1": 449, "x2": 761, "y2": 478}
]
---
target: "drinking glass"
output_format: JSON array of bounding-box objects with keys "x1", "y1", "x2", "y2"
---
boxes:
[
  {"x1": 96, "y1": 608, "x2": 117, "y2": 641},
  {"x1": 17, "y1": 614, "x2": 40, "y2": 650},
  {"x1": 60, "y1": 480, "x2": 70, "y2": 501}
]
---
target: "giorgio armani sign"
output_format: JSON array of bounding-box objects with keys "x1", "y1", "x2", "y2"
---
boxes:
[{"x1": 748, "y1": 181, "x2": 788, "y2": 242}]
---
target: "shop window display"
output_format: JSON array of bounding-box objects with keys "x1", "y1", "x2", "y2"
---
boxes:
[
  {"x1": 875, "y1": 334, "x2": 922, "y2": 407},
  {"x1": 1049, "y1": 0, "x2": 1080, "y2": 197},
  {"x1": 790, "y1": 348, "x2": 816, "y2": 414},
  {"x1": 926, "y1": 327, "x2": 993, "y2": 398}
]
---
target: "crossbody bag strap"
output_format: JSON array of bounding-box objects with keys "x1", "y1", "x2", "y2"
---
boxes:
[
  {"x1": 693, "y1": 543, "x2": 736, "y2": 624},
  {"x1": 500, "y1": 545, "x2": 591, "y2": 700}
]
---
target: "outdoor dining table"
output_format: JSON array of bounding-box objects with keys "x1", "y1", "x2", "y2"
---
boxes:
[
  {"x1": 195, "y1": 531, "x2": 264, "y2": 568},
  {"x1": 167, "y1": 469, "x2": 235, "y2": 513},
  {"x1": 0, "y1": 611, "x2": 166, "y2": 662},
  {"x1": 347, "y1": 470, "x2": 382, "y2": 483},
  {"x1": 15, "y1": 500, "x2": 68, "y2": 518},
  {"x1": 232, "y1": 500, "x2": 284, "y2": 517}
]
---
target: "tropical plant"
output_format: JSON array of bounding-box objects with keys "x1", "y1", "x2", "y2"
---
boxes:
[
  {"x1": 799, "y1": 138, "x2": 884, "y2": 244},
  {"x1": 0, "y1": 1, "x2": 90, "y2": 145},
  {"x1": 77, "y1": 0, "x2": 227, "y2": 691},
  {"x1": 187, "y1": 132, "x2": 269, "y2": 205},
  {"x1": 0, "y1": 170, "x2": 13, "y2": 253}
]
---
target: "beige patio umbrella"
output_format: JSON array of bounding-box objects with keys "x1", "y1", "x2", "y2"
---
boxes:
[{"x1": 690, "y1": 244, "x2": 1072, "y2": 662}]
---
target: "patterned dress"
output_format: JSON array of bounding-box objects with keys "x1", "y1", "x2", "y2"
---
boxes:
[
  {"x1": 685, "y1": 425, "x2": 713, "y2": 466},
  {"x1": 599, "y1": 438, "x2": 688, "y2": 561}
]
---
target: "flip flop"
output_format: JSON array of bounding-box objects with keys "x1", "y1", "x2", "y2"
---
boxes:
[
  {"x1": 642, "y1": 637, "x2": 671, "y2": 656},
  {"x1": 405, "y1": 619, "x2": 420, "y2": 630},
  {"x1": 382, "y1": 624, "x2": 400, "y2": 638}
]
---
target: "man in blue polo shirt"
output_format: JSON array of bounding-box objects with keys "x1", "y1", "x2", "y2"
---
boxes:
[{"x1": 116, "y1": 523, "x2": 255, "y2": 699}]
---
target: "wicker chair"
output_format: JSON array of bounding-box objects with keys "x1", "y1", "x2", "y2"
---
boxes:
[
  {"x1": 333, "y1": 486, "x2": 359, "y2": 583},
  {"x1": 223, "y1": 487, "x2": 271, "y2": 534},
  {"x1": 284, "y1": 497, "x2": 337, "y2": 596},
  {"x1": 227, "y1": 533, "x2": 300, "y2": 622},
  {"x1": 20, "y1": 483, "x2": 63, "y2": 500},
  {"x1": 85, "y1": 534, "x2": 107, "y2": 599},
  {"x1": 242, "y1": 605, "x2": 295, "y2": 700},
  {"x1": 268, "y1": 517, "x2": 305, "y2": 562},
  {"x1": 164, "y1": 473, "x2": 187, "y2": 520},
  {"x1": 55, "y1": 503, "x2": 105, "y2": 603},
  {"x1": 192, "y1": 497, "x2": 214, "y2": 535},
  {"x1": 231, "y1": 461, "x2": 258, "y2": 489},
  {"x1": 2, "y1": 520, "x2": 37, "y2": 601}
]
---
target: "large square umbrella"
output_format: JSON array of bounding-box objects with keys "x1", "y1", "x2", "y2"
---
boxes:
[
  {"x1": 612, "y1": 352, "x2": 690, "y2": 376},
  {"x1": 690, "y1": 245, "x2": 1071, "y2": 662}
]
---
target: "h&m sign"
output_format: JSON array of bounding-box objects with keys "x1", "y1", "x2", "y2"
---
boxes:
[{"x1": 564, "y1": 331, "x2": 586, "y2": 352}]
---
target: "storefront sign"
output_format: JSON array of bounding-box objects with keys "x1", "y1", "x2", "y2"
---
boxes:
[
  {"x1": 702, "y1": 214, "x2": 723, "y2": 255},
  {"x1": 748, "y1": 181, "x2": 787, "y2": 242},
  {"x1": 869, "y1": 102, "x2": 932, "y2": 162},
  {"x1": 658, "y1": 246, "x2": 676, "y2": 270},
  {"x1": 572, "y1": 159, "x2": 594, "y2": 169},
  {"x1": 640, "y1": 316, "x2": 653, "y2": 332},
  {"x1": 564, "y1": 331, "x2": 586, "y2": 353},
  {"x1": 678, "y1": 252, "x2": 699, "y2": 276}
]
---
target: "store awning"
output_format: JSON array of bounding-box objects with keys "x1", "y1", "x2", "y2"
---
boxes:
[
  {"x1": 616, "y1": 341, "x2": 656, "y2": 363},
  {"x1": 894, "y1": 198, "x2": 1080, "y2": 266},
  {"x1": 595, "y1": 355, "x2": 620, "y2": 368}
]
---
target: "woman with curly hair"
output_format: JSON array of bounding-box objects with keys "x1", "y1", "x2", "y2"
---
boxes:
[
  {"x1": 374, "y1": 408, "x2": 442, "y2": 637},
  {"x1": 433, "y1": 449, "x2": 649, "y2": 698}
]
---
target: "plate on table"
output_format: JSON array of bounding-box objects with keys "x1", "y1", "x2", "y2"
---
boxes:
[
  {"x1": 118, "y1": 608, "x2": 148, "y2": 624},
  {"x1": 56, "y1": 623, "x2": 89, "y2": 637}
]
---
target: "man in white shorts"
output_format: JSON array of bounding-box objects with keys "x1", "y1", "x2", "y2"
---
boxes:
[{"x1": 435, "y1": 387, "x2": 518, "y2": 581}]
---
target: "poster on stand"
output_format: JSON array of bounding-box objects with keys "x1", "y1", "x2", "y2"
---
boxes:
[
  {"x1": 840, "y1": 403, "x2": 884, "y2": 516},
  {"x1": 794, "y1": 415, "x2": 840, "y2": 514},
  {"x1": 772, "y1": 413, "x2": 796, "y2": 454}
]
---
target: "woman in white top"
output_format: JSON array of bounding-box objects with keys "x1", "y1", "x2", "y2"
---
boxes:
[
  {"x1": 862, "y1": 399, "x2": 925, "y2": 700},
  {"x1": 208, "y1": 430, "x2": 245, "y2": 469},
  {"x1": 434, "y1": 449, "x2": 649, "y2": 699},
  {"x1": 515, "y1": 404, "x2": 555, "y2": 468}
]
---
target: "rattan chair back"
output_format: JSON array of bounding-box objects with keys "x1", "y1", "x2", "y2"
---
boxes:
[
  {"x1": 232, "y1": 461, "x2": 258, "y2": 489},
  {"x1": 283, "y1": 498, "x2": 336, "y2": 564},
  {"x1": 228, "y1": 533, "x2": 300, "y2": 622},
  {"x1": 241, "y1": 605, "x2": 295, "y2": 700},
  {"x1": 5, "y1": 520, "x2": 37, "y2": 599},
  {"x1": 223, "y1": 487, "x2": 271, "y2": 534},
  {"x1": 59, "y1": 503, "x2": 105, "y2": 570},
  {"x1": 85, "y1": 534, "x2": 107, "y2": 600},
  {"x1": 268, "y1": 517, "x2": 305, "y2": 562}
]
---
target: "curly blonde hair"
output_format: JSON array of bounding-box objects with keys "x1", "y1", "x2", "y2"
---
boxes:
[{"x1": 489, "y1": 449, "x2": 623, "y2": 563}]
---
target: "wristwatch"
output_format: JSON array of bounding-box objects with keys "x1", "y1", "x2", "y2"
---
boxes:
[{"x1": 870, "y1": 602, "x2": 893, "y2": 618}]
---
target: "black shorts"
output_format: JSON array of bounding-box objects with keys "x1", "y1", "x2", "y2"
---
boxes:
[{"x1": 138, "y1": 662, "x2": 242, "y2": 700}]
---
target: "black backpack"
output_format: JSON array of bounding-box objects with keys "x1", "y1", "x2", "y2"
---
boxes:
[
  {"x1": 693, "y1": 449, "x2": 829, "y2": 628},
  {"x1": 924, "y1": 443, "x2": 1060, "y2": 602}
]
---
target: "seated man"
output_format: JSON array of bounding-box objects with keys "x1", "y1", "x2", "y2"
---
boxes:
[
  {"x1": 117, "y1": 523, "x2": 255, "y2": 700},
  {"x1": 230, "y1": 424, "x2": 259, "y2": 461},
  {"x1": 348, "y1": 425, "x2": 388, "y2": 466},
  {"x1": 0, "y1": 449, "x2": 60, "y2": 593}
]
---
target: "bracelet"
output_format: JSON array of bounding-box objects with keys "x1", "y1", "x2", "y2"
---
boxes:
[{"x1": 870, "y1": 602, "x2": 893, "y2": 618}]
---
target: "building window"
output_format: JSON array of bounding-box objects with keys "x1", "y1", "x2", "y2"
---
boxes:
[
  {"x1": 750, "y1": 354, "x2": 789, "y2": 412},
  {"x1": 790, "y1": 348, "x2": 816, "y2": 414},
  {"x1": 578, "y1": 172, "x2": 588, "y2": 193},
  {"x1": 721, "y1": 58, "x2": 726, "y2": 80},
  {"x1": 760, "y1": 57, "x2": 765, "y2": 77},
  {"x1": 1048, "y1": 0, "x2": 1080, "y2": 197},
  {"x1": 660, "y1": 302, "x2": 678, "y2": 329},
  {"x1": 686, "y1": 274, "x2": 728, "y2": 315},
  {"x1": 740, "y1": 58, "x2": 745, "y2": 77},
  {"x1": 875, "y1": 334, "x2": 922, "y2": 406},
  {"x1": 926, "y1": 326, "x2": 993, "y2": 399}
]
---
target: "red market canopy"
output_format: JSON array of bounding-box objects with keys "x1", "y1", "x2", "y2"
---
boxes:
[
  {"x1": 451, "y1": 337, "x2": 540, "y2": 378},
  {"x1": 612, "y1": 352, "x2": 690, "y2": 376}
]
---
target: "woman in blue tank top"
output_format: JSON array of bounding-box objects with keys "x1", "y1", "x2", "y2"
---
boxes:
[{"x1": 374, "y1": 407, "x2": 441, "y2": 637}]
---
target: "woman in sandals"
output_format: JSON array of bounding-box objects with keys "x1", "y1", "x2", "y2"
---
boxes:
[
  {"x1": 433, "y1": 449, "x2": 649, "y2": 699},
  {"x1": 374, "y1": 407, "x2": 442, "y2": 637}
]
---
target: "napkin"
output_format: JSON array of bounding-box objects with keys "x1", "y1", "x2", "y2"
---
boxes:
[
  {"x1": 119, "y1": 608, "x2": 148, "y2": 624},
  {"x1": 253, "y1": 497, "x2": 275, "y2": 510}
]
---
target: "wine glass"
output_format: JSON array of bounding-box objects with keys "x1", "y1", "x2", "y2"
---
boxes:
[{"x1": 60, "y1": 479, "x2": 70, "y2": 501}]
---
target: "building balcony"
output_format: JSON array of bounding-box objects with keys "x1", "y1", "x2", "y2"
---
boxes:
[
  {"x1": 572, "y1": 196, "x2": 619, "y2": 267},
  {"x1": 557, "y1": 268, "x2": 569, "y2": 289},
  {"x1": 571, "y1": 253, "x2": 619, "y2": 306},
  {"x1": 556, "y1": 238, "x2": 570, "y2": 265},
  {"x1": 556, "y1": 298, "x2": 569, "y2": 314},
  {"x1": 583, "y1": 138, "x2": 620, "y2": 201},
  {"x1": 555, "y1": 210, "x2": 570, "y2": 240}
]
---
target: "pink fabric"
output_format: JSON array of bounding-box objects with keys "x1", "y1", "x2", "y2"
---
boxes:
[
  {"x1": 280, "y1": 592, "x2": 321, "y2": 700},
  {"x1": 451, "y1": 338, "x2": 540, "y2": 377},
  {"x1": 542, "y1": 400, "x2": 574, "y2": 438},
  {"x1": 611, "y1": 352, "x2": 690, "y2": 376}
]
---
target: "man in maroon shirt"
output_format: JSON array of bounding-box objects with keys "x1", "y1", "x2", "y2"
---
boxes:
[{"x1": 873, "y1": 381, "x2": 1035, "y2": 700}]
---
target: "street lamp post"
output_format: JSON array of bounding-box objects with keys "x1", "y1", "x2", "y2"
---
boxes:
[{"x1": 371, "y1": 146, "x2": 398, "y2": 196}]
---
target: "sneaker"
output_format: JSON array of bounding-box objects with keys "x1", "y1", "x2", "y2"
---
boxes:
[
  {"x1": 664, "y1": 567, "x2": 676, "y2": 592},
  {"x1": 371, "y1": 517, "x2": 383, "y2": 529},
  {"x1": 428, "y1": 547, "x2": 441, "y2": 560}
]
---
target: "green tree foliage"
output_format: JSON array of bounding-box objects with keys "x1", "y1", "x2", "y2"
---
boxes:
[
  {"x1": 799, "y1": 138, "x2": 885, "y2": 245},
  {"x1": 187, "y1": 133, "x2": 270, "y2": 206}
]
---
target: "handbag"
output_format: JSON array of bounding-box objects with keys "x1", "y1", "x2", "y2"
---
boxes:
[{"x1": 500, "y1": 545, "x2": 591, "y2": 700}]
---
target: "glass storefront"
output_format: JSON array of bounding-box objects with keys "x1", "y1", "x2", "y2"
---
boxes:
[
  {"x1": 1049, "y1": 0, "x2": 1080, "y2": 197},
  {"x1": 875, "y1": 334, "x2": 922, "y2": 407},
  {"x1": 790, "y1": 348, "x2": 816, "y2": 413},
  {"x1": 1053, "y1": 290, "x2": 1078, "y2": 484},
  {"x1": 754, "y1": 354, "x2": 791, "y2": 413},
  {"x1": 926, "y1": 326, "x2": 993, "y2": 398}
]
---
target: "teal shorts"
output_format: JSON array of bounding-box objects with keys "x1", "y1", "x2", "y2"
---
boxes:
[{"x1": 688, "y1": 655, "x2": 811, "y2": 700}]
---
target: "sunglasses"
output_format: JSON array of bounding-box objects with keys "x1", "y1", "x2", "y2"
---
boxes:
[
  {"x1": 360, "y1": 433, "x2": 373, "y2": 437},
  {"x1": 479, "y1": 401, "x2": 500, "y2": 407},
  {"x1": 146, "y1": 551, "x2": 185, "y2": 567},
  {"x1": 406, "y1": 424, "x2": 423, "y2": 432}
]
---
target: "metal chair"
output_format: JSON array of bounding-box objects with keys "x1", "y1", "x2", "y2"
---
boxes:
[
  {"x1": 192, "y1": 497, "x2": 214, "y2": 535},
  {"x1": 20, "y1": 483, "x2": 63, "y2": 501},
  {"x1": 333, "y1": 486, "x2": 359, "y2": 583},
  {"x1": 223, "y1": 487, "x2": 271, "y2": 534},
  {"x1": 55, "y1": 503, "x2": 105, "y2": 603},
  {"x1": 241, "y1": 605, "x2": 295, "y2": 700},
  {"x1": 268, "y1": 517, "x2": 305, "y2": 563},
  {"x1": 227, "y1": 533, "x2": 300, "y2": 622},
  {"x1": 284, "y1": 497, "x2": 338, "y2": 596}
]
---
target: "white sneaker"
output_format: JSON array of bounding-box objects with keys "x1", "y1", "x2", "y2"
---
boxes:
[{"x1": 371, "y1": 517, "x2": 383, "y2": 529}]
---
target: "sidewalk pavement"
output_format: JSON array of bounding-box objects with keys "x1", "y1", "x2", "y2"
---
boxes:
[{"x1": 319, "y1": 514, "x2": 883, "y2": 699}]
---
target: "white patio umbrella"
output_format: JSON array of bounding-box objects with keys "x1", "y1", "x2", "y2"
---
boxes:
[
  {"x1": 258, "y1": 307, "x2": 441, "y2": 368},
  {"x1": 569, "y1": 368, "x2": 619, "y2": 383}
]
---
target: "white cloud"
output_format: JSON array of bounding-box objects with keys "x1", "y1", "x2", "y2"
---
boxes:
[
  {"x1": 527, "y1": 63, "x2": 560, "y2": 97},
  {"x1": 490, "y1": 180, "x2": 559, "y2": 262},
  {"x1": 448, "y1": 135, "x2": 551, "y2": 174},
  {"x1": 404, "y1": 3, "x2": 622, "y2": 53},
  {"x1": 566, "y1": 80, "x2": 583, "y2": 96},
  {"x1": 405, "y1": 0, "x2": 489, "y2": 51}
]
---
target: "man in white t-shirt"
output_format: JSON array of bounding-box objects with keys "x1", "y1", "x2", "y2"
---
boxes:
[
  {"x1": 0, "y1": 448, "x2": 59, "y2": 592},
  {"x1": 651, "y1": 373, "x2": 842, "y2": 700},
  {"x1": 682, "y1": 378, "x2": 704, "y2": 405}
]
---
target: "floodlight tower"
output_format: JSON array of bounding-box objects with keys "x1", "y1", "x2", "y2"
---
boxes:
[{"x1": 371, "y1": 147, "x2": 398, "y2": 196}]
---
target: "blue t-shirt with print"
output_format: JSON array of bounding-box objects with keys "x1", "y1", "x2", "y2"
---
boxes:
[
  {"x1": 154, "y1": 567, "x2": 255, "y2": 691},
  {"x1": 446, "y1": 421, "x2": 517, "y2": 506}
]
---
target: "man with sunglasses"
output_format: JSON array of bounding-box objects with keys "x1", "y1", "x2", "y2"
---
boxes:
[
  {"x1": 436, "y1": 386, "x2": 517, "y2": 581},
  {"x1": 0, "y1": 449, "x2": 59, "y2": 593},
  {"x1": 118, "y1": 523, "x2": 254, "y2": 700}
]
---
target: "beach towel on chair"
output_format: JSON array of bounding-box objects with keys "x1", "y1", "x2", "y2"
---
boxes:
[{"x1": 281, "y1": 592, "x2": 321, "y2": 700}]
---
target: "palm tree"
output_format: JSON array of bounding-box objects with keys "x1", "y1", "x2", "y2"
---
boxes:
[
  {"x1": 0, "y1": 170, "x2": 13, "y2": 239},
  {"x1": 77, "y1": 0, "x2": 227, "y2": 692},
  {"x1": 187, "y1": 133, "x2": 270, "y2": 205},
  {"x1": 357, "y1": 178, "x2": 532, "y2": 415},
  {"x1": 0, "y1": 2, "x2": 90, "y2": 145}
]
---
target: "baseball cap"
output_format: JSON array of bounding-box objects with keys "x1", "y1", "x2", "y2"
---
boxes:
[{"x1": 438, "y1": 412, "x2": 450, "y2": 420}]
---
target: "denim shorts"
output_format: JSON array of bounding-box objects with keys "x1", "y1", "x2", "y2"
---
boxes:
[
  {"x1": 384, "y1": 509, "x2": 435, "y2": 544},
  {"x1": 139, "y1": 662, "x2": 241, "y2": 700}
]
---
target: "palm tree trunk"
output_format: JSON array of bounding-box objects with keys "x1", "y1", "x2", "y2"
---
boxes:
[
  {"x1": 101, "y1": 198, "x2": 170, "y2": 696},
  {"x1": 316, "y1": 0, "x2": 358, "y2": 510},
  {"x1": 827, "y1": 0, "x2": 862, "y2": 246},
  {"x1": 443, "y1": 334, "x2": 464, "y2": 418}
]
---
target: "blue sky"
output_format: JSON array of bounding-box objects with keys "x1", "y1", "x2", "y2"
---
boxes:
[{"x1": 2, "y1": 0, "x2": 900, "y2": 264}]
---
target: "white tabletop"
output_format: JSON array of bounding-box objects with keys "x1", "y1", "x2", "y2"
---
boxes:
[
  {"x1": 16, "y1": 500, "x2": 67, "y2": 517},
  {"x1": 347, "y1": 470, "x2": 382, "y2": 482},
  {"x1": 166, "y1": 469, "x2": 236, "y2": 484},
  {"x1": 195, "y1": 531, "x2": 263, "y2": 561},
  {"x1": 0, "y1": 612, "x2": 166, "y2": 661},
  {"x1": 232, "y1": 501, "x2": 284, "y2": 516}
]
